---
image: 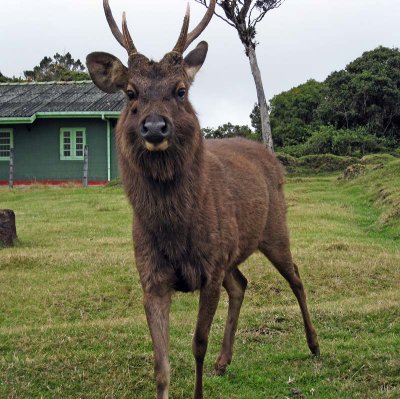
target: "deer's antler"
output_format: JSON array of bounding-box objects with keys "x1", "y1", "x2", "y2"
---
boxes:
[{"x1": 103, "y1": 0, "x2": 137, "y2": 55}]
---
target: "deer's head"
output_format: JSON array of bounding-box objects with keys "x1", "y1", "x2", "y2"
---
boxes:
[{"x1": 87, "y1": 0, "x2": 216, "y2": 181}]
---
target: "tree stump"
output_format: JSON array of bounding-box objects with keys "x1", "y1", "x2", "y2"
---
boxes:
[{"x1": 0, "y1": 209, "x2": 17, "y2": 247}]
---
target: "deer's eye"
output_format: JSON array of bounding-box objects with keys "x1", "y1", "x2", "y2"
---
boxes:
[
  {"x1": 177, "y1": 87, "x2": 186, "y2": 100},
  {"x1": 126, "y1": 90, "x2": 136, "y2": 100}
]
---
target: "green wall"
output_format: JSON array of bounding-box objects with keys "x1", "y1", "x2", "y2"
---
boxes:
[
  {"x1": 0, "y1": 118, "x2": 119, "y2": 182},
  {"x1": 110, "y1": 121, "x2": 119, "y2": 180}
]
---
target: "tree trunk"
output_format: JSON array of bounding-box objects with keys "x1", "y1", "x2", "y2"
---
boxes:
[
  {"x1": 247, "y1": 45, "x2": 274, "y2": 150},
  {"x1": 0, "y1": 209, "x2": 17, "y2": 247}
]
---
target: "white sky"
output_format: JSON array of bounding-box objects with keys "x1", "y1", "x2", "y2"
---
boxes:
[{"x1": 0, "y1": 0, "x2": 399, "y2": 128}]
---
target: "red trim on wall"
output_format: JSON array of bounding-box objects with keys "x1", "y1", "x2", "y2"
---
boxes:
[{"x1": 0, "y1": 180, "x2": 108, "y2": 186}]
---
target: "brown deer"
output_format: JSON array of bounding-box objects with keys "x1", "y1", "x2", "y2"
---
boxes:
[{"x1": 87, "y1": 1, "x2": 320, "y2": 398}]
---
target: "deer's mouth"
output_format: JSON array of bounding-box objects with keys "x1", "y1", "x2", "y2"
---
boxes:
[{"x1": 144, "y1": 138, "x2": 169, "y2": 152}]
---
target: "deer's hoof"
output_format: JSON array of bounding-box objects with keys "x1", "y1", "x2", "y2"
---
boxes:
[
  {"x1": 214, "y1": 363, "x2": 227, "y2": 376},
  {"x1": 310, "y1": 345, "x2": 320, "y2": 357}
]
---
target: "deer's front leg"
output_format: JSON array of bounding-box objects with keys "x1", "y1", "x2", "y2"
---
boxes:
[
  {"x1": 193, "y1": 278, "x2": 223, "y2": 399},
  {"x1": 144, "y1": 290, "x2": 172, "y2": 399}
]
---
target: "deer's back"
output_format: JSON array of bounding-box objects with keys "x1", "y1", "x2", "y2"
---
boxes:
[
  {"x1": 203, "y1": 138, "x2": 286, "y2": 266},
  {"x1": 205, "y1": 138, "x2": 284, "y2": 199}
]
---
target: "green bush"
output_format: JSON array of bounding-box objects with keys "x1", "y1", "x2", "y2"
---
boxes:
[
  {"x1": 361, "y1": 154, "x2": 397, "y2": 165},
  {"x1": 306, "y1": 126, "x2": 382, "y2": 156},
  {"x1": 275, "y1": 153, "x2": 298, "y2": 170},
  {"x1": 298, "y1": 154, "x2": 359, "y2": 172},
  {"x1": 277, "y1": 126, "x2": 386, "y2": 157},
  {"x1": 278, "y1": 143, "x2": 308, "y2": 158},
  {"x1": 331, "y1": 128, "x2": 382, "y2": 156},
  {"x1": 303, "y1": 125, "x2": 335, "y2": 154}
]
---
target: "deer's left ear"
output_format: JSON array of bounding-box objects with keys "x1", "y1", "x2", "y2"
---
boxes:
[{"x1": 184, "y1": 41, "x2": 208, "y2": 82}]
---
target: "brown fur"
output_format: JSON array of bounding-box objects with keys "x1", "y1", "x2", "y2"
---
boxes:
[{"x1": 87, "y1": 9, "x2": 319, "y2": 398}]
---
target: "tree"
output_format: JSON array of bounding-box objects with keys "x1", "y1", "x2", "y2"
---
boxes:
[
  {"x1": 250, "y1": 80, "x2": 325, "y2": 147},
  {"x1": 202, "y1": 122, "x2": 259, "y2": 140},
  {"x1": 0, "y1": 72, "x2": 11, "y2": 83},
  {"x1": 0, "y1": 71, "x2": 23, "y2": 83},
  {"x1": 23, "y1": 52, "x2": 89, "y2": 82},
  {"x1": 318, "y1": 46, "x2": 400, "y2": 142},
  {"x1": 270, "y1": 79, "x2": 325, "y2": 146},
  {"x1": 195, "y1": 0, "x2": 284, "y2": 150},
  {"x1": 249, "y1": 102, "x2": 261, "y2": 133}
]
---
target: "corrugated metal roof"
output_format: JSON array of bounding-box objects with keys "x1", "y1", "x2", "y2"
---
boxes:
[{"x1": 0, "y1": 81, "x2": 125, "y2": 118}]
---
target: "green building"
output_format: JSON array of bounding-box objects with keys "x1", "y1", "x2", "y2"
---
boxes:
[{"x1": 0, "y1": 81, "x2": 124, "y2": 185}]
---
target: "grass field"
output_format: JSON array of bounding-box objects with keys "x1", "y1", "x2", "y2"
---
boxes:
[{"x1": 0, "y1": 162, "x2": 399, "y2": 398}]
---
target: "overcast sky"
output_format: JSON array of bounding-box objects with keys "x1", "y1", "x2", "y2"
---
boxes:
[{"x1": 1, "y1": 0, "x2": 399, "y2": 128}]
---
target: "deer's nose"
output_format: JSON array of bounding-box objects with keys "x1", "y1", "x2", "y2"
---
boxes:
[{"x1": 140, "y1": 114, "x2": 171, "y2": 143}]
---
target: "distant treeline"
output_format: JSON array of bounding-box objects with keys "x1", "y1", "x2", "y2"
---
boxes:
[
  {"x1": 204, "y1": 46, "x2": 400, "y2": 157},
  {"x1": 0, "y1": 52, "x2": 89, "y2": 83},
  {"x1": 2, "y1": 47, "x2": 399, "y2": 158}
]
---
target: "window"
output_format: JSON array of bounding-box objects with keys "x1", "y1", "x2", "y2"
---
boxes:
[
  {"x1": 60, "y1": 128, "x2": 86, "y2": 160},
  {"x1": 0, "y1": 129, "x2": 13, "y2": 161}
]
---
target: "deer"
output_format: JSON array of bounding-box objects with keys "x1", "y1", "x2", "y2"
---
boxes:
[{"x1": 86, "y1": 1, "x2": 320, "y2": 398}]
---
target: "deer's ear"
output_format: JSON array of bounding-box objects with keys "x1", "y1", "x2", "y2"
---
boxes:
[
  {"x1": 86, "y1": 52, "x2": 128, "y2": 93},
  {"x1": 184, "y1": 41, "x2": 208, "y2": 82}
]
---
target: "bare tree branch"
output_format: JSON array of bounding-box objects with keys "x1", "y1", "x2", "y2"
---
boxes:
[
  {"x1": 247, "y1": 2, "x2": 258, "y2": 27},
  {"x1": 249, "y1": 1, "x2": 284, "y2": 27},
  {"x1": 196, "y1": 0, "x2": 284, "y2": 47},
  {"x1": 194, "y1": 0, "x2": 236, "y2": 28},
  {"x1": 238, "y1": 0, "x2": 253, "y2": 22}
]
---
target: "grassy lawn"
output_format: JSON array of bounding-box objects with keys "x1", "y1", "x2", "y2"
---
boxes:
[{"x1": 0, "y1": 165, "x2": 399, "y2": 398}]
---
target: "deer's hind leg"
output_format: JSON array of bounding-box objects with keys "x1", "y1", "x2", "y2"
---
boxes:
[
  {"x1": 258, "y1": 232, "x2": 320, "y2": 356},
  {"x1": 214, "y1": 268, "x2": 248, "y2": 376}
]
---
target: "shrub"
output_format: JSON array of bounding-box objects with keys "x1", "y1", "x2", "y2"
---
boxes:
[
  {"x1": 307, "y1": 126, "x2": 382, "y2": 156},
  {"x1": 331, "y1": 128, "x2": 381, "y2": 156},
  {"x1": 361, "y1": 154, "x2": 397, "y2": 165},
  {"x1": 275, "y1": 152, "x2": 298, "y2": 169},
  {"x1": 298, "y1": 154, "x2": 359, "y2": 172},
  {"x1": 278, "y1": 143, "x2": 308, "y2": 158},
  {"x1": 303, "y1": 125, "x2": 335, "y2": 154},
  {"x1": 277, "y1": 126, "x2": 386, "y2": 157}
]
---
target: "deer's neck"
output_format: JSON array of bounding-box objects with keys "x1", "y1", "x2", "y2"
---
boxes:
[{"x1": 123, "y1": 140, "x2": 205, "y2": 236}]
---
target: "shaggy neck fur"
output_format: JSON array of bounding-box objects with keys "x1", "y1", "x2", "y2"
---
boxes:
[{"x1": 117, "y1": 113, "x2": 206, "y2": 257}]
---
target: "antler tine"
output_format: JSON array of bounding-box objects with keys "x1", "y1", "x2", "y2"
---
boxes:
[
  {"x1": 172, "y1": 3, "x2": 191, "y2": 54},
  {"x1": 103, "y1": 0, "x2": 127, "y2": 50},
  {"x1": 183, "y1": 0, "x2": 216, "y2": 52},
  {"x1": 122, "y1": 12, "x2": 137, "y2": 55}
]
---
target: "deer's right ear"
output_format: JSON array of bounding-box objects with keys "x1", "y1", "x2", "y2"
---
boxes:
[{"x1": 86, "y1": 52, "x2": 128, "y2": 93}]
